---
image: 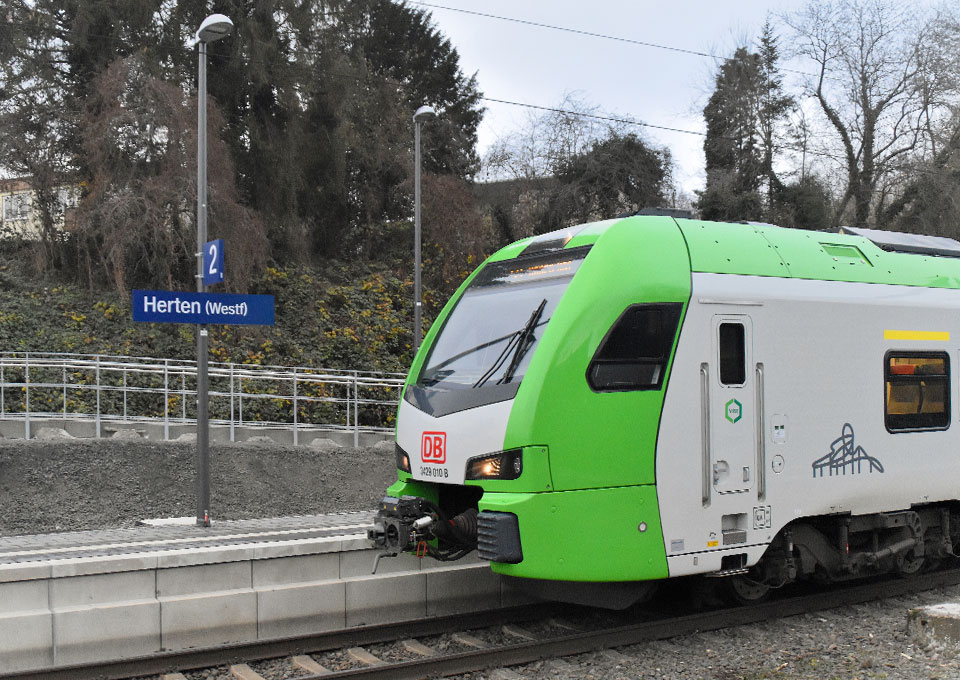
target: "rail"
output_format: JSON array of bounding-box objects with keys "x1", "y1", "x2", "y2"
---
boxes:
[
  {"x1": 9, "y1": 564, "x2": 960, "y2": 680},
  {"x1": 0, "y1": 352, "x2": 406, "y2": 446}
]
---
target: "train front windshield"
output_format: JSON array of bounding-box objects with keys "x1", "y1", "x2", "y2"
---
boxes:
[{"x1": 419, "y1": 247, "x2": 589, "y2": 390}]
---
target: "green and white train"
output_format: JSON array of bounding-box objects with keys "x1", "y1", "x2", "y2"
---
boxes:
[{"x1": 369, "y1": 215, "x2": 960, "y2": 606}]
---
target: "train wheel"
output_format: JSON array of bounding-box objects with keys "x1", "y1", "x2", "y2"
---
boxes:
[
  {"x1": 896, "y1": 548, "x2": 924, "y2": 577},
  {"x1": 922, "y1": 554, "x2": 943, "y2": 573},
  {"x1": 720, "y1": 574, "x2": 771, "y2": 605}
]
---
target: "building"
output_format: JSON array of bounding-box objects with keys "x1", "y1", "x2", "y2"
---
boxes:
[{"x1": 0, "y1": 177, "x2": 78, "y2": 239}]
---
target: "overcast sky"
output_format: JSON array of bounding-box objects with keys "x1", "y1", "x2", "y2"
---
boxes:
[{"x1": 412, "y1": 0, "x2": 812, "y2": 195}]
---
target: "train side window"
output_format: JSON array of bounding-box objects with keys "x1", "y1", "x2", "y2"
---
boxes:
[
  {"x1": 587, "y1": 303, "x2": 682, "y2": 391},
  {"x1": 885, "y1": 352, "x2": 950, "y2": 432},
  {"x1": 719, "y1": 322, "x2": 746, "y2": 386}
]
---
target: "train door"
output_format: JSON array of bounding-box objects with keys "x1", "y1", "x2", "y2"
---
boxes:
[{"x1": 708, "y1": 315, "x2": 755, "y2": 494}]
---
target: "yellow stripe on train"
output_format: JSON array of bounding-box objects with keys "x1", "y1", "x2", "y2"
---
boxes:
[{"x1": 884, "y1": 329, "x2": 950, "y2": 341}]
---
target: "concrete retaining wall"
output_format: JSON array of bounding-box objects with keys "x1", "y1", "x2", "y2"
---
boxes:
[{"x1": 0, "y1": 533, "x2": 523, "y2": 673}]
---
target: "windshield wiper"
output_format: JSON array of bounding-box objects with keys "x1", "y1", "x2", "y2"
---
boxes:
[
  {"x1": 499, "y1": 298, "x2": 547, "y2": 385},
  {"x1": 420, "y1": 369, "x2": 454, "y2": 386},
  {"x1": 420, "y1": 330, "x2": 519, "y2": 388},
  {"x1": 472, "y1": 330, "x2": 523, "y2": 389},
  {"x1": 473, "y1": 299, "x2": 548, "y2": 389},
  {"x1": 426, "y1": 330, "x2": 517, "y2": 378}
]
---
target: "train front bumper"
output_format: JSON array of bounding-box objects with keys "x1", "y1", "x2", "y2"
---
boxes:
[{"x1": 478, "y1": 484, "x2": 668, "y2": 582}]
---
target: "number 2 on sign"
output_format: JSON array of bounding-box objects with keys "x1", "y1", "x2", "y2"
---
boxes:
[
  {"x1": 203, "y1": 238, "x2": 224, "y2": 286},
  {"x1": 207, "y1": 243, "x2": 218, "y2": 276}
]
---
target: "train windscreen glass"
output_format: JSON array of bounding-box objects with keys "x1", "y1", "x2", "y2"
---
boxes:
[{"x1": 419, "y1": 247, "x2": 589, "y2": 390}]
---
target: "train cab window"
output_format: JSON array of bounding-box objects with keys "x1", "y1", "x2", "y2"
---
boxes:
[
  {"x1": 587, "y1": 303, "x2": 682, "y2": 391},
  {"x1": 719, "y1": 323, "x2": 746, "y2": 386},
  {"x1": 885, "y1": 352, "x2": 950, "y2": 431}
]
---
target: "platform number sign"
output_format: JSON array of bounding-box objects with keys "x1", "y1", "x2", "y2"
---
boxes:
[{"x1": 203, "y1": 239, "x2": 224, "y2": 286}]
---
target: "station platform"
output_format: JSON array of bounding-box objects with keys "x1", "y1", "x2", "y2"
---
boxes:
[
  {"x1": 0, "y1": 513, "x2": 522, "y2": 674},
  {"x1": 0, "y1": 512, "x2": 374, "y2": 567}
]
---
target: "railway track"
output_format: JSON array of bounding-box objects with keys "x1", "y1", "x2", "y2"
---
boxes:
[{"x1": 10, "y1": 567, "x2": 960, "y2": 680}]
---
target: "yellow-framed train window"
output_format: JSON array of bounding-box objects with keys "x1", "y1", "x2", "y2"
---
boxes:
[{"x1": 885, "y1": 352, "x2": 950, "y2": 432}]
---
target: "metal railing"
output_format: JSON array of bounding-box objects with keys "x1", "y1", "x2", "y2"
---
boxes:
[{"x1": 0, "y1": 352, "x2": 407, "y2": 446}]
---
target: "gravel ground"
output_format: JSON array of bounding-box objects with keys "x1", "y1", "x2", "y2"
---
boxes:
[
  {"x1": 482, "y1": 584, "x2": 960, "y2": 679},
  {"x1": 2, "y1": 437, "x2": 959, "y2": 679},
  {"x1": 0, "y1": 436, "x2": 396, "y2": 535}
]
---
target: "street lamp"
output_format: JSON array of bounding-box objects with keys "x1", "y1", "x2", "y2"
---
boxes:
[
  {"x1": 413, "y1": 104, "x2": 435, "y2": 352},
  {"x1": 195, "y1": 12, "x2": 233, "y2": 527}
]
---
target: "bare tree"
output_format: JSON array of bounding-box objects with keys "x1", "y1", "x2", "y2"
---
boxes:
[
  {"x1": 480, "y1": 94, "x2": 653, "y2": 240},
  {"x1": 74, "y1": 56, "x2": 267, "y2": 293},
  {"x1": 419, "y1": 173, "x2": 495, "y2": 292},
  {"x1": 482, "y1": 93, "x2": 623, "y2": 182},
  {"x1": 784, "y1": 0, "x2": 957, "y2": 226}
]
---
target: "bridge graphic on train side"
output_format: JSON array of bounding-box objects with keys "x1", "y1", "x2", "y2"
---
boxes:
[{"x1": 812, "y1": 423, "x2": 885, "y2": 477}]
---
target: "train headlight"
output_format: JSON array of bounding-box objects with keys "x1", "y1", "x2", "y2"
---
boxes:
[
  {"x1": 465, "y1": 449, "x2": 522, "y2": 480},
  {"x1": 395, "y1": 443, "x2": 411, "y2": 473}
]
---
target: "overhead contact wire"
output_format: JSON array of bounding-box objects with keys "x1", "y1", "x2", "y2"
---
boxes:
[{"x1": 410, "y1": 1, "x2": 834, "y2": 81}]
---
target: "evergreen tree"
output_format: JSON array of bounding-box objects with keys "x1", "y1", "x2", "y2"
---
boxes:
[
  {"x1": 698, "y1": 26, "x2": 793, "y2": 223},
  {"x1": 354, "y1": 0, "x2": 483, "y2": 177},
  {"x1": 756, "y1": 21, "x2": 794, "y2": 208},
  {"x1": 545, "y1": 132, "x2": 670, "y2": 228},
  {"x1": 698, "y1": 47, "x2": 764, "y2": 221},
  {"x1": 772, "y1": 175, "x2": 833, "y2": 230}
]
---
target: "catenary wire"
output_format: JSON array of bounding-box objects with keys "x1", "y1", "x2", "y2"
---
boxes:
[
  {"x1": 480, "y1": 97, "x2": 708, "y2": 138},
  {"x1": 408, "y1": 1, "x2": 836, "y2": 82}
]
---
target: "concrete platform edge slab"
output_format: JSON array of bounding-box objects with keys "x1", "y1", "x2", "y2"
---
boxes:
[{"x1": 0, "y1": 522, "x2": 500, "y2": 673}]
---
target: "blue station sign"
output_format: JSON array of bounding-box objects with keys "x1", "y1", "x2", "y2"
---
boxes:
[
  {"x1": 203, "y1": 238, "x2": 225, "y2": 286},
  {"x1": 132, "y1": 290, "x2": 275, "y2": 326}
]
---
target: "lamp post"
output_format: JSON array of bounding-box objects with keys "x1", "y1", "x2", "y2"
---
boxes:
[
  {"x1": 195, "y1": 13, "x2": 233, "y2": 527},
  {"x1": 413, "y1": 105, "x2": 435, "y2": 352}
]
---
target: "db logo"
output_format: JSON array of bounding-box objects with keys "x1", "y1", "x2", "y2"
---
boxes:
[{"x1": 421, "y1": 431, "x2": 447, "y2": 464}]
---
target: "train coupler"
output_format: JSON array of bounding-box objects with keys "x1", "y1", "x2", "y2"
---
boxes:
[
  {"x1": 367, "y1": 496, "x2": 435, "y2": 573},
  {"x1": 367, "y1": 495, "x2": 479, "y2": 572}
]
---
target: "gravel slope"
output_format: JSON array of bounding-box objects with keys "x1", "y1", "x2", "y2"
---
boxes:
[{"x1": 0, "y1": 437, "x2": 397, "y2": 535}]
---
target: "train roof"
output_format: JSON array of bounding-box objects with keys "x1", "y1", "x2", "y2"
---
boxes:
[
  {"x1": 838, "y1": 225, "x2": 960, "y2": 258},
  {"x1": 495, "y1": 217, "x2": 960, "y2": 290}
]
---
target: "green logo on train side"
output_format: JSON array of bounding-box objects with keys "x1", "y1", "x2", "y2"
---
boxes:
[{"x1": 725, "y1": 399, "x2": 743, "y2": 423}]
